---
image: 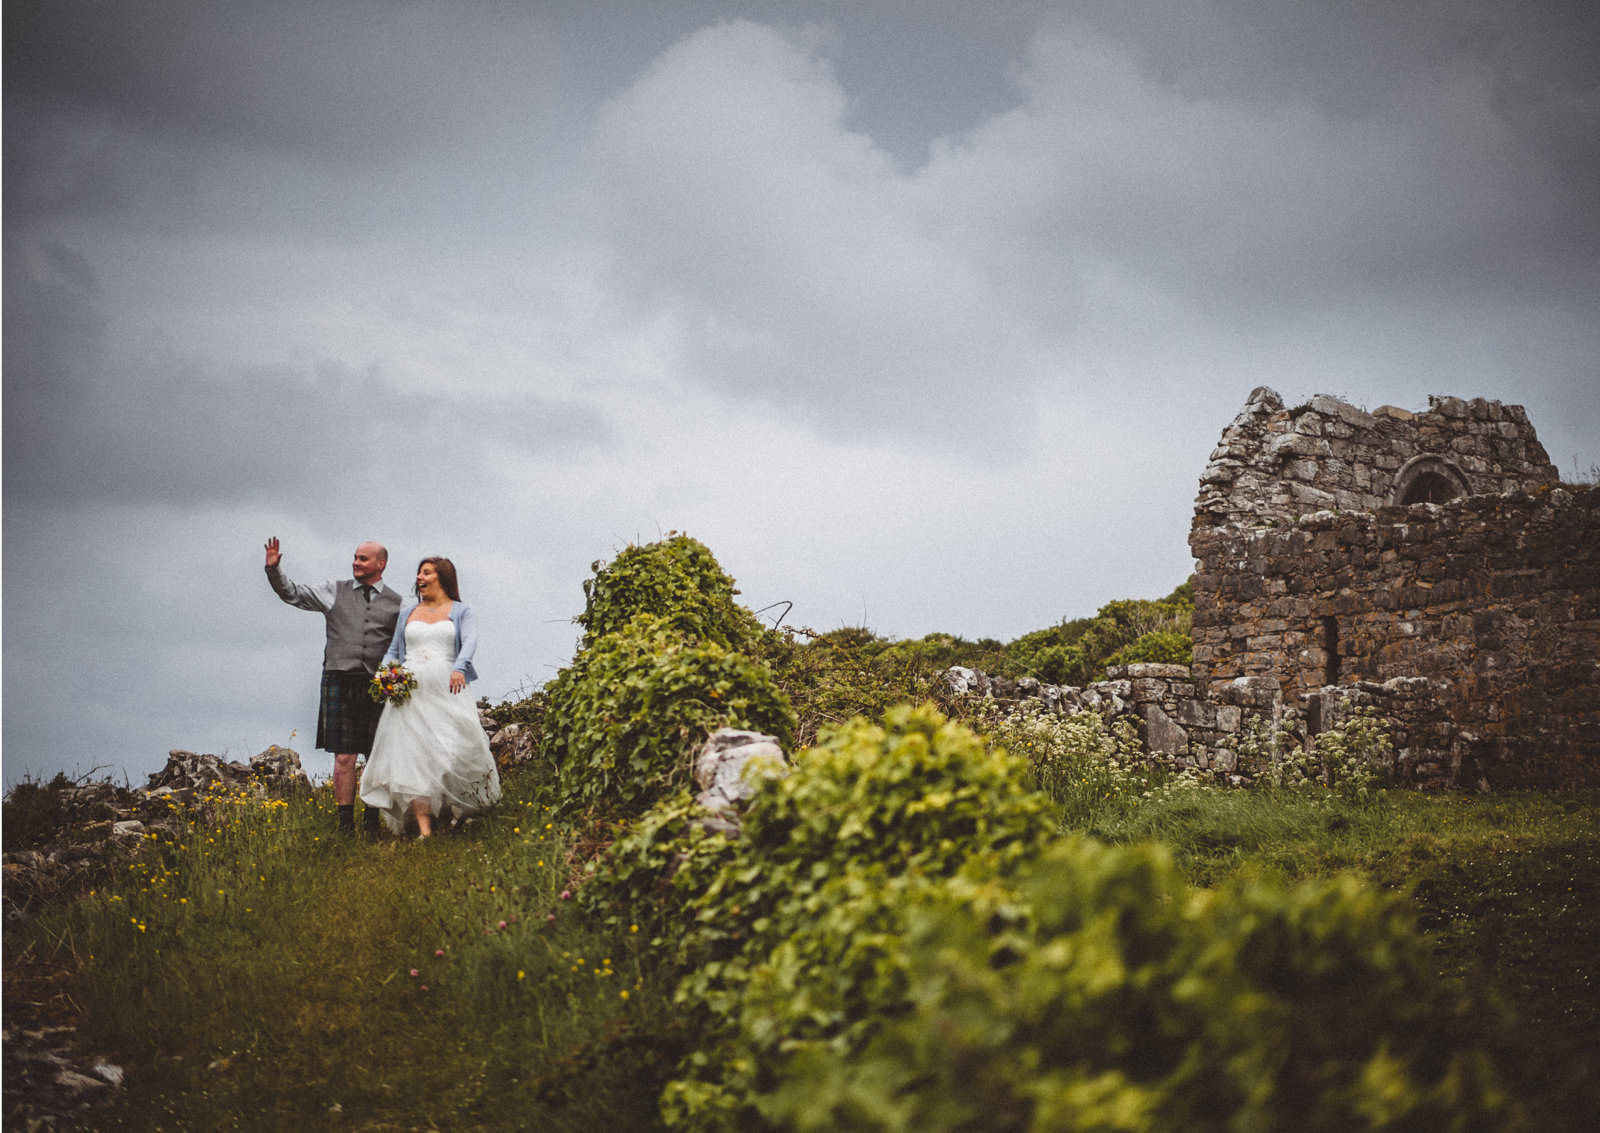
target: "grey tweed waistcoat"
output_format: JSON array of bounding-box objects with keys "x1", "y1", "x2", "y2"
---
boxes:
[{"x1": 325, "y1": 582, "x2": 403, "y2": 674}]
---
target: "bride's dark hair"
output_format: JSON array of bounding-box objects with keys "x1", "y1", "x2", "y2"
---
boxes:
[{"x1": 416, "y1": 556, "x2": 461, "y2": 601}]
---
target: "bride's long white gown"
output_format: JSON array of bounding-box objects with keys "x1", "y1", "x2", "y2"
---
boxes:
[{"x1": 360, "y1": 618, "x2": 501, "y2": 832}]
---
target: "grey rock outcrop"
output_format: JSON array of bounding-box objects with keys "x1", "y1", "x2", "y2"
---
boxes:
[{"x1": 694, "y1": 728, "x2": 789, "y2": 835}]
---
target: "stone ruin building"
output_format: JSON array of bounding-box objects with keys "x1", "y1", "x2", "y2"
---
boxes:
[
  {"x1": 945, "y1": 387, "x2": 1597, "y2": 789},
  {"x1": 1188, "y1": 387, "x2": 1597, "y2": 788}
]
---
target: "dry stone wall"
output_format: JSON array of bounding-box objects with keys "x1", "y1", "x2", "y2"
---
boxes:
[
  {"x1": 941, "y1": 663, "x2": 1478, "y2": 787},
  {"x1": 940, "y1": 663, "x2": 1284, "y2": 779}
]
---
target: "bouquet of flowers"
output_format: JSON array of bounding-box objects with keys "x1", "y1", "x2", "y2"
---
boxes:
[{"x1": 369, "y1": 661, "x2": 418, "y2": 706}]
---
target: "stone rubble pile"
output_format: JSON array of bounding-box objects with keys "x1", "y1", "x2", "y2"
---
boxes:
[
  {"x1": 3, "y1": 747, "x2": 311, "y2": 924},
  {"x1": 484, "y1": 714, "x2": 540, "y2": 768}
]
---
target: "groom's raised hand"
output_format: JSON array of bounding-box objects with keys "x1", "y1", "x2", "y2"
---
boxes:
[{"x1": 264, "y1": 536, "x2": 282, "y2": 569}]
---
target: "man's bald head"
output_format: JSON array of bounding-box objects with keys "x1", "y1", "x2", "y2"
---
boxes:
[{"x1": 353, "y1": 543, "x2": 387, "y2": 584}]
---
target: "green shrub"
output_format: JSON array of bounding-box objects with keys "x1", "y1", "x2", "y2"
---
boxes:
[
  {"x1": 649, "y1": 705, "x2": 1057, "y2": 1127},
  {"x1": 768, "y1": 627, "x2": 1009, "y2": 748},
  {"x1": 2, "y1": 773, "x2": 76, "y2": 852},
  {"x1": 576, "y1": 790, "x2": 739, "y2": 952},
  {"x1": 1026, "y1": 643, "x2": 1081, "y2": 686},
  {"x1": 544, "y1": 615, "x2": 795, "y2": 819},
  {"x1": 542, "y1": 536, "x2": 795, "y2": 818},
  {"x1": 577, "y1": 534, "x2": 765, "y2": 651},
  {"x1": 750, "y1": 837, "x2": 1518, "y2": 1132},
  {"x1": 592, "y1": 706, "x2": 1510, "y2": 1131},
  {"x1": 687, "y1": 704, "x2": 1052, "y2": 956},
  {"x1": 1005, "y1": 587, "x2": 1192, "y2": 686},
  {"x1": 1102, "y1": 628, "x2": 1193, "y2": 670}
]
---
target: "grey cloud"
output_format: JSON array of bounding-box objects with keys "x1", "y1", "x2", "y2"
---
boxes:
[
  {"x1": 1068, "y1": 0, "x2": 1600, "y2": 263},
  {"x1": 585, "y1": 11, "x2": 1598, "y2": 445},
  {"x1": 2, "y1": 237, "x2": 609, "y2": 512},
  {"x1": 587, "y1": 20, "x2": 1041, "y2": 440},
  {"x1": 4, "y1": 0, "x2": 577, "y2": 239},
  {"x1": 4, "y1": 350, "x2": 609, "y2": 511},
  {"x1": 985, "y1": 23, "x2": 1598, "y2": 317},
  {"x1": 4, "y1": 1, "x2": 558, "y2": 164}
]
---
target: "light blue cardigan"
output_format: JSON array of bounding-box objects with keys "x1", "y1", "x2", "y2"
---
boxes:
[{"x1": 382, "y1": 600, "x2": 480, "y2": 684}]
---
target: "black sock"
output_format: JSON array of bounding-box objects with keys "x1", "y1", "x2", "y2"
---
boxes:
[{"x1": 338, "y1": 804, "x2": 355, "y2": 831}]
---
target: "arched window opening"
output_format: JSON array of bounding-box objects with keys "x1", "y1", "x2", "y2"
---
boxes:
[
  {"x1": 1399, "y1": 471, "x2": 1461, "y2": 505},
  {"x1": 1390, "y1": 455, "x2": 1470, "y2": 508}
]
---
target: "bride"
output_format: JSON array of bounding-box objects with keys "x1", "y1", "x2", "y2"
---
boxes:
[{"x1": 360, "y1": 557, "x2": 501, "y2": 837}]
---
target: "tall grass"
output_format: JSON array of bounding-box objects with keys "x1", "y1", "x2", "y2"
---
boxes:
[{"x1": 13, "y1": 772, "x2": 680, "y2": 1131}]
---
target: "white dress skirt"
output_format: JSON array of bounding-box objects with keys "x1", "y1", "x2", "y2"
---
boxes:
[{"x1": 360, "y1": 618, "x2": 501, "y2": 831}]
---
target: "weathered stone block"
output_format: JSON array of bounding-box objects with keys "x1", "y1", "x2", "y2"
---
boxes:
[{"x1": 1139, "y1": 703, "x2": 1189, "y2": 756}]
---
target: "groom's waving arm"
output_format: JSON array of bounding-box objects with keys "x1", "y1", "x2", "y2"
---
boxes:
[{"x1": 263, "y1": 536, "x2": 337, "y2": 613}]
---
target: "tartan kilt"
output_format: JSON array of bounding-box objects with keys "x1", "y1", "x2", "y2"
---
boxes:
[{"x1": 317, "y1": 670, "x2": 384, "y2": 755}]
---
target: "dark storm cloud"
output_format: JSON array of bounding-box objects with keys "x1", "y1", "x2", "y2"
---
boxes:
[
  {"x1": 3, "y1": 347, "x2": 609, "y2": 512},
  {"x1": 3, "y1": 0, "x2": 556, "y2": 166},
  {"x1": 2, "y1": 232, "x2": 609, "y2": 511},
  {"x1": 1053, "y1": 0, "x2": 1600, "y2": 271},
  {"x1": 582, "y1": 7, "x2": 1599, "y2": 439},
  {"x1": 993, "y1": 8, "x2": 1600, "y2": 327},
  {"x1": 3, "y1": 0, "x2": 575, "y2": 244}
]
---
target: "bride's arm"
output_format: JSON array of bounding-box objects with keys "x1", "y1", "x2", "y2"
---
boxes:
[{"x1": 450, "y1": 603, "x2": 480, "y2": 690}]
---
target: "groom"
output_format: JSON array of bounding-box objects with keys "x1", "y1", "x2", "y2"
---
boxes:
[{"x1": 265, "y1": 537, "x2": 403, "y2": 834}]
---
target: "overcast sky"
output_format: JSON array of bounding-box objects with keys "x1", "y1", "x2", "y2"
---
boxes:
[{"x1": 5, "y1": 0, "x2": 1597, "y2": 788}]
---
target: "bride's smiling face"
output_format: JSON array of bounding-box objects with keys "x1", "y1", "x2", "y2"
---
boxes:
[{"x1": 415, "y1": 563, "x2": 441, "y2": 598}]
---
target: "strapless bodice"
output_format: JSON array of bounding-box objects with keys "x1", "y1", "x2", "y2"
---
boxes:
[{"x1": 403, "y1": 618, "x2": 456, "y2": 667}]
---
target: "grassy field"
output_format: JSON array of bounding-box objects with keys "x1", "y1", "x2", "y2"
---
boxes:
[
  {"x1": 1102, "y1": 786, "x2": 1600, "y2": 1125},
  {"x1": 6, "y1": 761, "x2": 1598, "y2": 1130},
  {"x1": 5, "y1": 773, "x2": 684, "y2": 1131}
]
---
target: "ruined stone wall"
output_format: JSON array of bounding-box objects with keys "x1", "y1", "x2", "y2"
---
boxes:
[
  {"x1": 1191, "y1": 486, "x2": 1600, "y2": 787},
  {"x1": 1194, "y1": 387, "x2": 1558, "y2": 531},
  {"x1": 939, "y1": 663, "x2": 1285, "y2": 779}
]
